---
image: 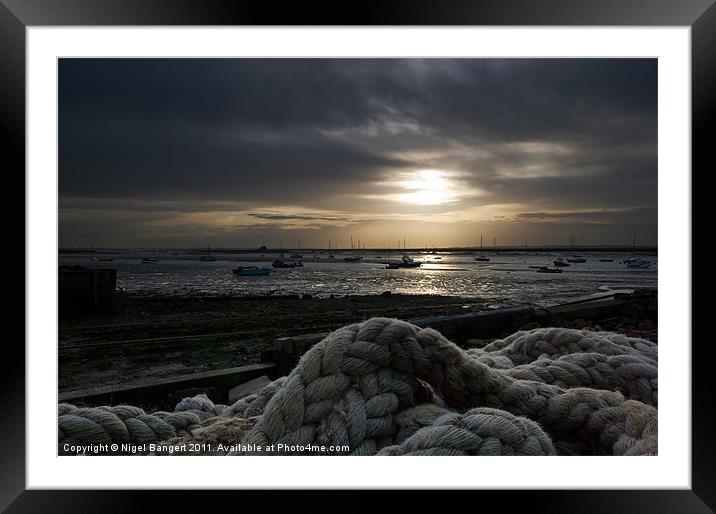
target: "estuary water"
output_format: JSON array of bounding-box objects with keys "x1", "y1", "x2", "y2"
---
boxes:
[{"x1": 60, "y1": 250, "x2": 657, "y2": 308}]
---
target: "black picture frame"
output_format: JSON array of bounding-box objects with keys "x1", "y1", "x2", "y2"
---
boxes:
[{"x1": 2, "y1": 0, "x2": 711, "y2": 511}]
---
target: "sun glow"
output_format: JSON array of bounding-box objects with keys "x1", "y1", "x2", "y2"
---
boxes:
[{"x1": 396, "y1": 169, "x2": 457, "y2": 206}]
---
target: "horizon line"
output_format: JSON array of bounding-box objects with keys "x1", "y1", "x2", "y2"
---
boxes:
[{"x1": 59, "y1": 244, "x2": 659, "y2": 252}]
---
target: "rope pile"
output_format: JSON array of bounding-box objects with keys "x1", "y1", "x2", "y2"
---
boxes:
[{"x1": 58, "y1": 319, "x2": 657, "y2": 456}]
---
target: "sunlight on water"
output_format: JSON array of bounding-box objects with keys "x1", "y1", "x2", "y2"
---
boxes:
[{"x1": 60, "y1": 251, "x2": 657, "y2": 307}]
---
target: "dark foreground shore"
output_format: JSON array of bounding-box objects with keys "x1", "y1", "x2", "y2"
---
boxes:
[
  {"x1": 59, "y1": 290, "x2": 657, "y2": 394},
  {"x1": 59, "y1": 293, "x2": 489, "y2": 392}
]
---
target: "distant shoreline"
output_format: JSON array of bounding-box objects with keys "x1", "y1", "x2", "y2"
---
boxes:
[{"x1": 58, "y1": 245, "x2": 658, "y2": 254}]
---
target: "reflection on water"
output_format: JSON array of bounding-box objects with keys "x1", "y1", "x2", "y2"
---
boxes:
[{"x1": 59, "y1": 251, "x2": 657, "y2": 307}]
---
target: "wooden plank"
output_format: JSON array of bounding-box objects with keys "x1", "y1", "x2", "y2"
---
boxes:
[
  {"x1": 547, "y1": 289, "x2": 633, "y2": 307},
  {"x1": 273, "y1": 306, "x2": 546, "y2": 355},
  {"x1": 548, "y1": 298, "x2": 626, "y2": 320},
  {"x1": 275, "y1": 333, "x2": 328, "y2": 355},
  {"x1": 410, "y1": 305, "x2": 541, "y2": 343},
  {"x1": 271, "y1": 290, "x2": 655, "y2": 357},
  {"x1": 58, "y1": 362, "x2": 277, "y2": 406}
]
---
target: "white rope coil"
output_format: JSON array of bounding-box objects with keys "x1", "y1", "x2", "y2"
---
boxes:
[
  {"x1": 58, "y1": 321, "x2": 658, "y2": 456},
  {"x1": 378, "y1": 408, "x2": 556, "y2": 456}
]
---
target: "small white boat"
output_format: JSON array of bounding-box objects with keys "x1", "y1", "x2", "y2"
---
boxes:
[
  {"x1": 141, "y1": 257, "x2": 159, "y2": 264},
  {"x1": 553, "y1": 258, "x2": 570, "y2": 267},
  {"x1": 566, "y1": 255, "x2": 587, "y2": 263}
]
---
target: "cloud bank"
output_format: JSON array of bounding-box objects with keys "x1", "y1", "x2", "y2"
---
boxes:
[{"x1": 59, "y1": 58, "x2": 657, "y2": 248}]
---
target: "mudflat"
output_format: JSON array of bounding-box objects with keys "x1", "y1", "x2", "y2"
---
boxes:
[{"x1": 58, "y1": 293, "x2": 486, "y2": 392}]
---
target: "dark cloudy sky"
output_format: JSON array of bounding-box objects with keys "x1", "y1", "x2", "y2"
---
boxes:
[{"x1": 59, "y1": 58, "x2": 657, "y2": 248}]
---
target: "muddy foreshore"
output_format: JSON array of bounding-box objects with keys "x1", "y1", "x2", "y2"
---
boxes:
[{"x1": 58, "y1": 293, "x2": 491, "y2": 392}]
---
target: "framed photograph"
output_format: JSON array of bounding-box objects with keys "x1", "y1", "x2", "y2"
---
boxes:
[{"x1": 4, "y1": 0, "x2": 711, "y2": 510}]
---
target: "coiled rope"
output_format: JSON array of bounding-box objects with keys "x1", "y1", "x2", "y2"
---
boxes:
[{"x1": 58, "y1": 320, "x2": 657, "y2": 456}]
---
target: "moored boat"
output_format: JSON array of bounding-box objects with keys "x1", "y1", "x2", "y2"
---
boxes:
[
  {"x1": 474, "y1": 256, "x2": 490, "y2": 262},
  {"x1": 233, "y1": 266, "x2": 271, "y2": 276},
  {"x1": 553, "y1": 258, "x2": 570, "y2": 267},
  {"x1": 199, "y1": 246, "x2": 216, "y2": 261},
  {"x1": 536, "y1": 266, "x2": 563, "y2": 274},
  {"x1": 566, "y1": 255, "x2": 587, "y2": 263},
  {"x1": 386, "y1": 254, "x2": 421, "y2": 269},
  {"x1": 624, "y1": 257, "x2": 652, "y2": 269},
  {"x1": 141, "y1": 257, "x2": 159, "y2": 264},
  {"x1": 272, "y1": 259, "x2": 297, "y2": 268}
]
